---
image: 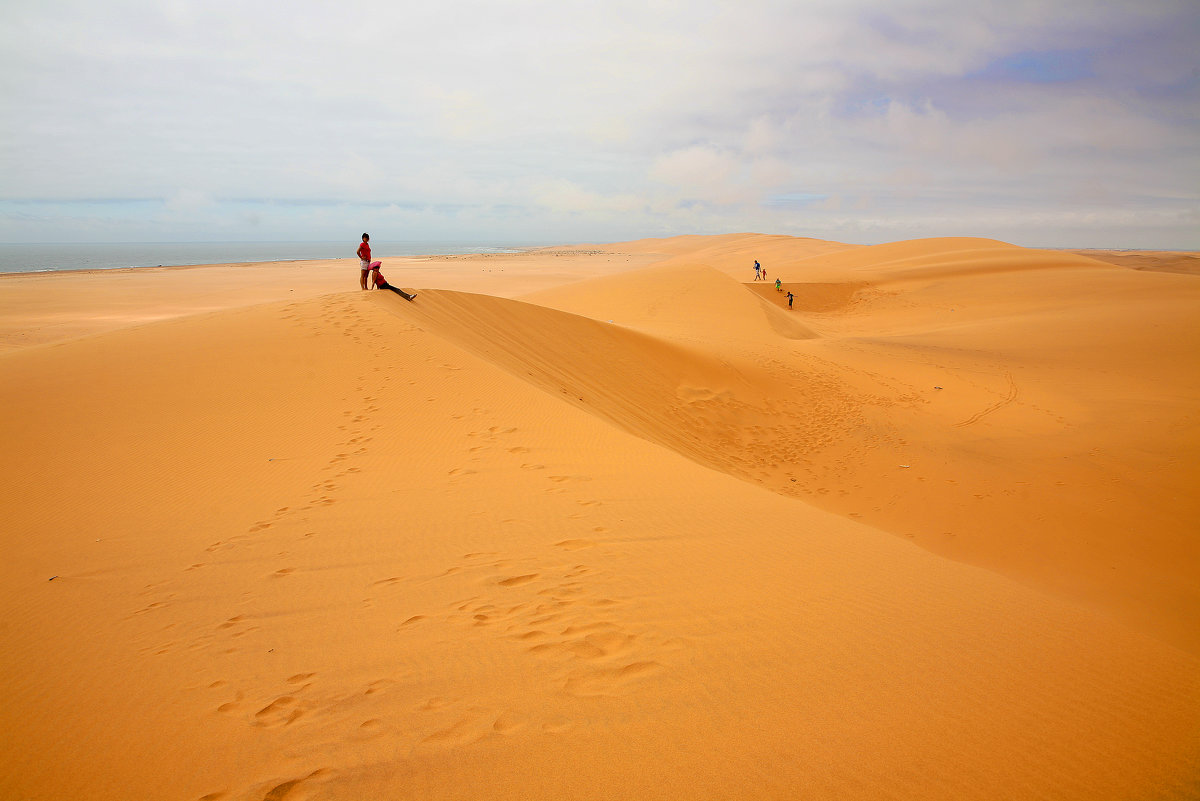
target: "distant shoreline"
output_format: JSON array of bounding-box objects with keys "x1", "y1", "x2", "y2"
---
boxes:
[
  {"x1": 0, "y1": 240, "x2": 535, "y2": 275},
  {"x1": 2, "y1": 241, "x2": 1195, "y2": 279}
]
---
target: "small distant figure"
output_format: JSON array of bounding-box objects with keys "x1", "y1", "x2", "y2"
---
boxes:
[
  {"x1": 754, "y1": 260, "x2": 762, "y2": 281},
  {"x1": 369, "y1": 262, "x2": 416, "y2": 301},
  {"x1": 357, "y1": 233, "x2": 372, "y2": 290},
  {"x1": 787, "y1": 291, "x2": 794, "y2": 309},
  {"x1": 762, "y1": 266, "x2": 767, "y2": 280},
  {"x1": 775, "y1": 278, "x2": 782, "y2": 291}
]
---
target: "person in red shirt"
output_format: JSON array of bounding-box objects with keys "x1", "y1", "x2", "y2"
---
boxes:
[
  {"x1": 369, "y1": 262, "x2": 416, "y2": 301},
  {"x1": 356, "y1": 233, "x2": 372, "y2": 290}
]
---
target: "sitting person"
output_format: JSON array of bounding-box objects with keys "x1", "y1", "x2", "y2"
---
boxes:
[{"x1": 369, "y1": 261, "x2": 416, "y2": 301}]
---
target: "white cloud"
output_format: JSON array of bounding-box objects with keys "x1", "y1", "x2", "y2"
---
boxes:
[{"x1": 0, "y1": 0, "x2": 1196, "y2": 247}]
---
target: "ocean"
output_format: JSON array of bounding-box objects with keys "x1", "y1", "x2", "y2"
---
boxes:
[{"x1": 0, "y1": 241, "x2": 533, "y2": 275}]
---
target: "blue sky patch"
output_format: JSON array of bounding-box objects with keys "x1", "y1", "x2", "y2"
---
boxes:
[{"x1": 975, "y1": 50, "x2": 1095, "y2": 84}]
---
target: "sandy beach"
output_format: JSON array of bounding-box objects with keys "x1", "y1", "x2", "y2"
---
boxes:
[{"x1": 1, "y1": 233, "x2": 1197, "y2": 800}]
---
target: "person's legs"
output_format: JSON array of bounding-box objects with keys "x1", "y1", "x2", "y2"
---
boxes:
[
  {"x1": 360, "y1": 260, "x2": 370, "y2": 290},
  {"x1": 384, "y1": 285, "x2": 415, "y2": 300}
]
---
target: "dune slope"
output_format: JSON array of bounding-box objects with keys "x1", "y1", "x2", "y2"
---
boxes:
[
  {"x1": 1, "y1": 235, "x2": 1198, "y2": 800},
  {"x1": 389, "y1": 242, "x2": 1200, "y2": 652}
]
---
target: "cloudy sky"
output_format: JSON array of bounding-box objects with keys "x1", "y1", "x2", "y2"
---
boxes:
[{"x1": 1, "y1": 0, "x2": 1197, "y2": 248}]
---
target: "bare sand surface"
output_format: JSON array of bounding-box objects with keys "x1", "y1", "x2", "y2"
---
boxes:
[
  {"x1": 1068, "y1": 248, "x2": 1200, "y2": 276},
  {"x1": 1, "y1": 234, "x2": 1197, "y2": 800}
]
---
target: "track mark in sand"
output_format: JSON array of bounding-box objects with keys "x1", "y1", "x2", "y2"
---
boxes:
[
  {"x1": 254, "y1": 695, "x2": 303, "y2": 727},
  {"x1": 216, "y1": 616, "x2": 260, "y2": 642},
  {"x1": 498, "y1": 573, "x2": 539, "y2": 587},
  {"x1": 131, "y1": 599, "x2": 172, "y2": 616},
  {"x1": 256, "y1": 769, "x2": 330, "y2": 801},
  {"x1": 206, "y1": 535, "x2": 247, "y2": 553},
  {"x1": 215, "y1": 690, "x2": 245, "y2": 715},
  {"x1": 419, "y1": 707, "x2": 527, "y2": 749},
  {"x1": 563, "y1": 661, "x2": 664, "y2": 697},
  {"x1": 216, "y1": 673, "x2": 396, "y2": 739},
  {"x1": 955, "y1": 371, "x2": 1018, "y2": 427},
  {"x1": 555, "y1": 539, "x2": 596, "y2": 550},
  {"x1": 435, "y1": 552, "x2": 680, "y2": 706}
]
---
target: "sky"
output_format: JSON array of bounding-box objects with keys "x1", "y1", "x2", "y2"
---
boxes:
[{"x1": 1, "y1": 0, "x2": 1197, "y2": 249}]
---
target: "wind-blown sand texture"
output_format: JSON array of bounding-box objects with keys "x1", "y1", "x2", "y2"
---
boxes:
[{"x1": 2, "y1": 234, "x2": 1197, "y2": 800}]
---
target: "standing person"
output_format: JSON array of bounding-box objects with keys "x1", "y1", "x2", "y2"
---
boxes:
[
  {"x1": 775, "y1": 277, "x2": 782, "y2": 292},
  {"x1": 787, "y1": 291, "x2": 794, "y2": 309},
  {"x1": 754, "y1": 260, "x2": 762, "y2": 281},
  {"x1": 356, "y1": 233, "x2": 372, "y2": 290}
]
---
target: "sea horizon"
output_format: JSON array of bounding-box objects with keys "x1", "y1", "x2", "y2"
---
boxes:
[{"x1": 0, "y1": 240, "x2": 542, "y2": 275}]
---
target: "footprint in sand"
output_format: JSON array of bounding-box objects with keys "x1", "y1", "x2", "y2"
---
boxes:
[
  {"x1": 497, "y1": 574, "x2": 539, "y2": 587},
  {"x1": 562, "y1": 661, "x2": 664, "y2": 697},
  {"x1": 419, "y1": 708, "x2": 525, "y2": 749},
  {"x1": 555, "y1": 539, "x2": 595, "y2": 551},
  {"x1": 216, "y1": 691, "x2": 244, "y2": 715},
  {"x1": 255, "y1": 769, "x2": 330, "y2": 801},
  {"x1": 352, "y1": 718, "x2": 386, "y2": 742},
  {"x1": 253, "y1": 695, "x2": 304, "y2": 727}
]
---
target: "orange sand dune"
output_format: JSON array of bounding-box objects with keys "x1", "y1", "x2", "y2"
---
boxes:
[
  {"x1": 1, "y1": 235, "x2": 1198, "y2": 800},
  {"x1": 1070, "y1": 248, "x2": 1200, "y2": 276},
  {"x1": 527, "y1": 238, "x2": 1200, "y2": 650},
  {"x1": 0, "y1": 249, "x2": 663, "y2": 352}
]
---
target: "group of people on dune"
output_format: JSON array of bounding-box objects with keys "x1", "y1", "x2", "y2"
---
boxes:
[
  {"x1": 756, "y1": 259, "x2": 793, "y2": 308},
  {"x1": 356, "y1": 233, "x2": 415, "y2": 301}
]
